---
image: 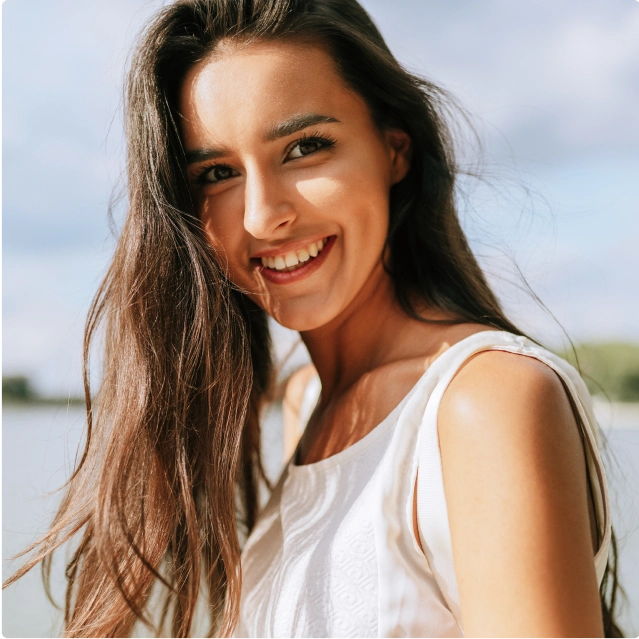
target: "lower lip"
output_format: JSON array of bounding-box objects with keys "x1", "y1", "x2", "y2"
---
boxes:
[{"x1": 256, "y1": 236, "x2": 336, "y2": 285}]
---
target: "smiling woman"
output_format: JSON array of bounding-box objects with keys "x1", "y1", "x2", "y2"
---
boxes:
[
  {"x1": 3, "y1": 0, "x2": 623, "y2": 637},
  {"x1": 180, "y1": 41, "x2": 409, "y2": 329}
]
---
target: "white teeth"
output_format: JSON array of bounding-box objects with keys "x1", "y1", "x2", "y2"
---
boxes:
[
  {"x1": 261, "y1": 237, "x2": 328, "y2": 271},
  {"x1": 284, "y1": 252, "x2": 299, "y2": 267}
]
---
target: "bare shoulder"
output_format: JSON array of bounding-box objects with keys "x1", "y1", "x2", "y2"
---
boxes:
[
  {"x1": 439, "y1": 348, "x2": 576, "y2": 444},
  {"x1": 283, "y1": 364, "x2": 317, "y2": 414},
  {"x1": 437, "y1": 348, "x2": 587, "y2": 532},
  {"x1": 437, "y1": 349, "x2": 603, "y2": 636},
  {"x1": 282, "y1": 364, "x2": 317, "y2": 461}
]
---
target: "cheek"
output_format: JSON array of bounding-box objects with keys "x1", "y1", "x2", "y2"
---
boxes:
[
  {"x1": 295, "y1": 159, "x2": 390, "y2": 230},
  {"x1": 294, "y1": 175, "x2": 347, "y2": 211},
  {"x1": 199, "y1": 192, "x2": 250, "y2": 277},
  {"x1": 200, "y1": 190, "x2": 241, "y2": 237}
]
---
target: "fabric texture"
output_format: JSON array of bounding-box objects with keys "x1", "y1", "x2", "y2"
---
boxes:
[{"x1": 237, "y1": 331, "x2": 612, "y2": 638}]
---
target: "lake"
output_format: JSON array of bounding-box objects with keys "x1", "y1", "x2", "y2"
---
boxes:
[{"x1": 3, "y1": 402, "x2": 639, "y2": 637}]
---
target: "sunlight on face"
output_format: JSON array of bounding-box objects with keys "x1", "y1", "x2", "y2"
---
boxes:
[{"x1": 179, "y1": 40, "x2": 410, "y2": 331}]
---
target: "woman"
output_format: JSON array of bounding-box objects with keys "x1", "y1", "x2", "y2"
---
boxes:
[{"x1": 5, "y1": 0, "x2": 622, "y2": 636}]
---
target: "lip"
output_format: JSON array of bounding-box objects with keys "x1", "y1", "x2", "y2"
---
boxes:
[
  {"x1": 256, "y1": 235, "x2": 336, "y2": 285},
  {"x1": 251, "y1": 235, "x2": 330, "y2": 260}
]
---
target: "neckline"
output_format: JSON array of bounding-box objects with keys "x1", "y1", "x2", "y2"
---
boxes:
[
  {"x1": 287, "y1": 384, "x2": 412, "y2": 475},
  {"x1": 288, "y1": 328, "x2": 514, "y2": 474}
]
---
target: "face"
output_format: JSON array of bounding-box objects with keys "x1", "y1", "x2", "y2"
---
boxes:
[{"x1": 179, "y1": 40, "x2": 410, "y2": 331}]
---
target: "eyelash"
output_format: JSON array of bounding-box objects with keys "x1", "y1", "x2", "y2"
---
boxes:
[
  {"x1": 287, "y1": 131, "x2": 337, "y2": 158},
  {"x1": 194, "y1": 131, "x2": 337, "y2": 185}
]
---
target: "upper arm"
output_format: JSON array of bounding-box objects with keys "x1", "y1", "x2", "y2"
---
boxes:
[{"x1": 437, "y1": 350, "x2": 603, "y2": 637}]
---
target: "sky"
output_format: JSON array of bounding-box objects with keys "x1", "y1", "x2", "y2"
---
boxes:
[{"x1": 3, "y1": 0, "x2": 639, "y2": 396}]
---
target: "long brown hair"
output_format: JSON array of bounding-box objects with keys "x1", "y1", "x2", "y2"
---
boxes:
[{"x1": 4, "y1": 0, "x2": 622, "y2": 636}]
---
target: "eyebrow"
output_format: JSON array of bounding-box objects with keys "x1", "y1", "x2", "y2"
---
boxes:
[
  {"x1": 185, "y1": 146, "x2": 230, "y2": 165},
  {"x1": 263, "y1": 113, "x2": 340, "y2": 142},
  {"x1": 185, "y1": 113, "x2": 340, "y2": 166}
]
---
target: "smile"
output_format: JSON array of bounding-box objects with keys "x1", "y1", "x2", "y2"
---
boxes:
[
  {"x1": 260, "y1": 238, "x2": 327, "y2": 272},
  {"x1": 256, "y1": 236, "x2": 336, "y2": 285}
]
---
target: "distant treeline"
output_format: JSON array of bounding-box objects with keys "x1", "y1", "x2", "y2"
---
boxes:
[
  {"x1": 558, "y1": 342, "x2": 639, "y2": 402},
  {"x1": 2, "y1": 376, "x2": 84, "y2": 406},
  {"x1": 4, "y1": 342, "x2": 639, "y2": 405}
]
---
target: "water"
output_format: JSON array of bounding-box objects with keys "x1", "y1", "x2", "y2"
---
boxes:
[{"x1": 3, "y1": 403, "x2": 639, "y2": 637}]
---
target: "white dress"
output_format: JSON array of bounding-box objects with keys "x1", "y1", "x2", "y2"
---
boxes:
[{"x1": 237, "y1": 331, "x2": 612, "y2": 637}]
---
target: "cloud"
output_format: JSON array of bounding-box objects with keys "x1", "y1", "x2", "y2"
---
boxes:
[
  {"x1": 361, "y1": 0, "x2": 639, "y2": 163},
  {"x1": 2, "y1": 0, "x2": 160, "y2": 255}
]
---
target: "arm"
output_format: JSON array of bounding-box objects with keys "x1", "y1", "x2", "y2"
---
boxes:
[{"x1": 437, "y1": 350, "x2": 603, "y2": 637}]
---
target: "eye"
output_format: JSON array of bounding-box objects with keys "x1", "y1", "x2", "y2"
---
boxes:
[
  {"x1": 196, "y1": 164, "x2": 238, "y2": 184},
  {"x1": 286, "y1": 133, "x2": 336, "y2": 161}
]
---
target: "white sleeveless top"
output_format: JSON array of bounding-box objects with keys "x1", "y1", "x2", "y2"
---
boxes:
[{"x1": 237, "y1": 331, "x2": 612, "y2": 637}]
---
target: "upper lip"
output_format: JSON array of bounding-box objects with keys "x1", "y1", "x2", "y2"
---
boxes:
[{"x1": 250, "y1": 235, "x2": 330, "y2": 259}]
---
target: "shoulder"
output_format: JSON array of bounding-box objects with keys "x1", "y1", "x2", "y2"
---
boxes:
[
  {"x1": 437, "y1": 348, "x2": 585, "y2": 504},
  {"x1": 440, "y1": 345, "x2": 573, "y2": 413},
  {"x1": 435, "y1": 349, "x2": 602, "y2": 635},
  {"x1": 282, "y1": 364, "x2": 317, "y2": 460},
  {"x1": 439, "y1": 347, "x2": 579, "y2": 445},
  {"x1": 283, "y1": 364, "x2": 317, "y2": 413}
]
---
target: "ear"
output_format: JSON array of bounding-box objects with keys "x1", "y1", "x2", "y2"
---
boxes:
[{"x1": 385, "y1": 129, "x2": 412, "y2": 185}]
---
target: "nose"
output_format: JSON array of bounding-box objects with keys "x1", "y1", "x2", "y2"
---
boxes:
[{"x1": 243, "y1": 166, "x2": 296, "y2": 239}]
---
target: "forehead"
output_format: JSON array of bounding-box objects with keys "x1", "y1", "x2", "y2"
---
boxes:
[{"x1": 179, "y1": 40, "x2": 369, "y2": 147}]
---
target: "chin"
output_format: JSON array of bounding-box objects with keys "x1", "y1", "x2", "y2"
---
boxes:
[
  {"x1": 265, "y1": 301, "x2": 338, "y2": 333},
  {"x1": 269, "y1": 312, "x2": 330, "y2": 333}
]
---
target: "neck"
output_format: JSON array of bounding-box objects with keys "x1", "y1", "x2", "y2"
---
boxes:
[{"x1": 301, "y1": 262, "x2": 431, "y2": 399}]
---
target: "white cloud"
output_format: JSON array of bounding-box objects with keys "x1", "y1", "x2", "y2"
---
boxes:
[{"x1": 361, "y1": 0, "x2": 639, "y2": 162}]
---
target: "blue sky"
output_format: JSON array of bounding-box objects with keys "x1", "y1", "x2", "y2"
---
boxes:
[{"x1": 3, "y1": 0, "x2": 639, "y2": 395}]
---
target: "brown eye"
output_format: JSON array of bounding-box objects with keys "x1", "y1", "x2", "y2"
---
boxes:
[
  {"x1": 199, "y1": 164, "x2": 237, "y2": 184},
  {"x1": 288, "y1": 140, "x2": 322, "y2": 158},
  {"x1": 286, "y1": 135, "x2": 335, "y2": 160}
]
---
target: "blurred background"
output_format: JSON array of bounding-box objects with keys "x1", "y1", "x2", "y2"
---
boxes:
[{"x1": 3, "y1": 0, "x2": 639, "y2": 636}]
